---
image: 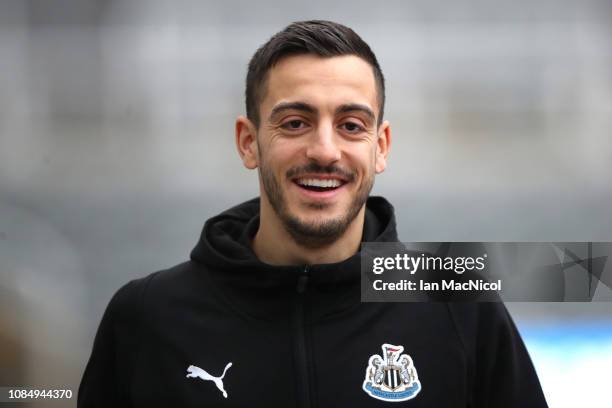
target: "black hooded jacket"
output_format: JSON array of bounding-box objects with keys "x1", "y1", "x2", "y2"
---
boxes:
[{"x1": 79, "y1": 197, "x2": 548, "y2": 407}]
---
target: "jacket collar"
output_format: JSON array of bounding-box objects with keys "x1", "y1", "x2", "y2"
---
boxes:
[{"x1": 190, "y1": 196, "x2": 399, "y2": 288}]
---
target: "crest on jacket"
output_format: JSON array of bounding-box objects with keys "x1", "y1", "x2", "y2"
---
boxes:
[{"x1": 362, "y1": 343, "x2": 421, "y2": 402}]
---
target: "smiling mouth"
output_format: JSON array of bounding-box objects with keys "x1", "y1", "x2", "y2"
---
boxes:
[{"x1": 294, "y1": 177, "x2": 347, "y2": 192}]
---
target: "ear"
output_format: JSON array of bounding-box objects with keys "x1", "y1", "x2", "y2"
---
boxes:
[
  {"x1": 375, "y1": 120, "x2": 391, "y2": 173},
  {"x1": 235, "y1": 116, "x2": 259, "y2": 169}
]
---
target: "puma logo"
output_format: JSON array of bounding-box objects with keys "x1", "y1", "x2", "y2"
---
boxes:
[{"x1": 186, "y1": 362, "x2": 233, "y2": 398}]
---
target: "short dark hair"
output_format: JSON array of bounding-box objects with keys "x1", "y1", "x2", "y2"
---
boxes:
[{"x1": 245, "y1": 20, "x2": 385, "y2": 128}]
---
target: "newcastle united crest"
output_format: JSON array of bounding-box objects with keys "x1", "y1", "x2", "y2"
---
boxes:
[{"x1": 362, "y1": 343, "x2": 421, "y2": 402}]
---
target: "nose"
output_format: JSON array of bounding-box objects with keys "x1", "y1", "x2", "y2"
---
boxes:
[{"x1": 305, "y1": 122, "x2": 341, "y2": 165}]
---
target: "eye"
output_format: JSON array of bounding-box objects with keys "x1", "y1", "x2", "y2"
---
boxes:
[
  {"x1": 339, "y1": 121, "x2": 365, "y2": 134},
  {"x1": 281, "y1": 119, "x2": 308, "y2": 131}
]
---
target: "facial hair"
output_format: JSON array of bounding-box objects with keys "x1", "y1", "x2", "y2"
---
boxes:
[{"x1": 259, "y1": 157, "x2": 374, "y2": 249}]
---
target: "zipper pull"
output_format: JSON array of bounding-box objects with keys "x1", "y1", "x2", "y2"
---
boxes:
[{"x1": 297, "y1": 266, "x2": 309, "y2": 294}]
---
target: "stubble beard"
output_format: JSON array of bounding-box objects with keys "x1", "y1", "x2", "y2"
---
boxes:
[{"x1": 259, "y1": 158, "x2": 374, "y2": 249}]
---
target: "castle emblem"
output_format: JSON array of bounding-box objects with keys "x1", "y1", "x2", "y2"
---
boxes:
[{"x1": 362, "y1": 344, "x2": 421, "y2": 402}]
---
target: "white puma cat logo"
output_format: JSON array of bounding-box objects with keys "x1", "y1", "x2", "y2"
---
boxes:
[{"x1": 186, "y1": 362, "x2": 233, "y2": 398}]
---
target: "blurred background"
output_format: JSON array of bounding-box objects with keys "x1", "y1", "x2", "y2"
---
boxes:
[{"x1": 1, "y1": 0, "x2": 611, "y2": 406}]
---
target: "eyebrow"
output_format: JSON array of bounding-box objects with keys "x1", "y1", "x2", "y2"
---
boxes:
[
  {"x1": 335, "y1": 103, "x2": 375, "y2": 123},
  {"x1": 269, "y1": 102, "x2": 316, "y2": 122},
  {"x1": 268, "y1": 101, "x2": 376, "y2": 123}
]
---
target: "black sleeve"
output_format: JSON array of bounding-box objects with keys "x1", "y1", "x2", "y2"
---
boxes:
[
  {"x1": 78, "y1": 279, "x2": 145, "y2": 408},
  {"x1": 447, "y1": 302, "x2": 548, "y2": 408}
]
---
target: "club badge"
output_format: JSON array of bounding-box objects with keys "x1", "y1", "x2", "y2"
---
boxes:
[{"x1": 362, "y1": 343, "x2": 421, "y2": 402}]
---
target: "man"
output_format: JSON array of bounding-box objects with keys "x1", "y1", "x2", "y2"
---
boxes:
[{"x1": 79, "y1": 20, "x2": 548, "y2": 407}]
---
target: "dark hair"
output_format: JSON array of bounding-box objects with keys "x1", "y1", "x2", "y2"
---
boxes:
[{"x1": 246, "y1": 20, "x2": 385, "y2": 128}]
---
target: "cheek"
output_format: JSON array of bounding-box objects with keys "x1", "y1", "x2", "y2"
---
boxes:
[
  {"x1": 346, "y1": 146, "x2": 377, "y2": 174},
  {"x1": 272, "y1": 141, "x2": 305, "y2": 163},
  {"x1": 261, "y1": 146, "x2": 300, "y2": 178}
]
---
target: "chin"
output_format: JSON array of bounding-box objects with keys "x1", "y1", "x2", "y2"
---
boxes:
[
  {"x1": 294, "y1": 200, "x2": 345, "y2": 215},
  {"x1": 294, "y1": 206, "x2": 354, "y2": 227}
]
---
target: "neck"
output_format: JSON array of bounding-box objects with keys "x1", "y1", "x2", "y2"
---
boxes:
[{"x1": 252, "y1": 197, "x2": 366, "y2": 266}]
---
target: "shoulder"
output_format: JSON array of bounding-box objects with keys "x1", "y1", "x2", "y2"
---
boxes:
[
  {"x1": 444, "y1": 302, "x2": 527, "y2": 364},
  {"x1": 446, "y1": 302, "x2": 517, "y2": 332},
  {"x1": 444, "y1": 304, "x2": 548, "y2": 407},
  {"x1": 446, "y1": 302, "x2": 516, "y2": 337},
  {"x1": 107, "y1": 261, "x2": 201, "y2": 320}
]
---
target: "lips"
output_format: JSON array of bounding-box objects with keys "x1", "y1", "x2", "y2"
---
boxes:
[
  {"x1": 295, "y1": 177, "x2": 344, "y2": 191},
  {"x1": 291, "y1": 175, "x2": 348, "y2": 199}
]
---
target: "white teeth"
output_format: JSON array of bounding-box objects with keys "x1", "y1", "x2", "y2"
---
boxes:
[{"x1": 297, "y1": 178, "x2": 342, "y2": 188}]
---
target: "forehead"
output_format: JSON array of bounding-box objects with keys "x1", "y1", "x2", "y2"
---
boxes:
[{"x1": 261, "y1": 54, "x2": 378, "y2": 118}]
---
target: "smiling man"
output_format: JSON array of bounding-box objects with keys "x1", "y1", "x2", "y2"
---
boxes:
[
  {"x1": 237, "y1": 52, "x2": 389, "y2": 263},
  {"x1": 79, "y1": 21, "x2": 548, "y2": 407}
]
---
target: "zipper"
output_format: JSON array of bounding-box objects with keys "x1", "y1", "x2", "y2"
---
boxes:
[{"x1": 294, "y1": 266, "x2": 311, "y2": 408}]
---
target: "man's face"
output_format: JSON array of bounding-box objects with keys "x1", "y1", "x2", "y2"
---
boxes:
[{"x1": 242, "y1": 54, "x2": 390, "y2": 247}]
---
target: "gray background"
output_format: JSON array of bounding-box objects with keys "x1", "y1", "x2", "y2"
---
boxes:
[{"x1": 1, "y1": 1, "x2": 611, "y2": 406}]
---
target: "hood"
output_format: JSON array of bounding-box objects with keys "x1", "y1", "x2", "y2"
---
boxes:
[{"x1": 190, "y1": 196, "x2": 399, "y2": 289}]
